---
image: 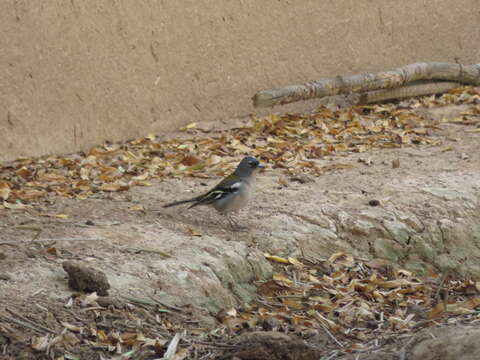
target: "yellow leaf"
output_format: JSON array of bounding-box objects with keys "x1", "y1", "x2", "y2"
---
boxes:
[
  {"x1": 265, "y1": 255, "x2": 290, "y2": 264},
  {"x1": 54, "y1": 214, "x2": 69, "y2": 219},
  {"x1": 129, "y1": 205, "x2": 145, "y2": 212},
  {"x1": 272, "y1": 274, "x2": 293, "y2": 286},
  {"x1": 288, "y1": 257, "x2": 303, "y2": 266},
  {"x1": 282, "y1": 298, "x2": 304, "y2": 310},
  {"x1": 96, "y1": 329, "x2": 108, "y2": 343}
]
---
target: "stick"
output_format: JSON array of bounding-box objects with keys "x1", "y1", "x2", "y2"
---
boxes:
[
  {"x1": 124, "y1": 247, "x2": 172, "y2": 258},
  {"x1": 5, "y1": 308, "x2": 56, "y2": 334},
  {"x1": 15, "y1": 226, "x2": 43, "y2": 242},
  {"x1": 252, "y1": 62, "x2": 480, "y2": 107},
  {"x1": 0, "y1": 314, "x2": 50, "y2": 335}
]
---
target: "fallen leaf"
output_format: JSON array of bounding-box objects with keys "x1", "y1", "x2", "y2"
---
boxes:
[
  {"x1": 328, "y1": 252, "x2": 355, "y2": 267},
  {"x1": 0, "y1": 182, "x2": 11, "y2": 200},
  {"x1": 61, "y1": 322, "x2": 83, "y2": 333},
  {"x1": 265, "y1": 254, "x2": 290, "y2": 264},
  {"x1": 31, "y1": 335, "x2": 50, "y2": 351},
  {"x1": 99, "y1": 183, "x2": 129, "y2": 192},
  {"x1": 129, "y1": 204, "x2": 145, "y2": 212},
  {"x1": 3, "y1": 201, "x2": 27, "y2": 210},
  {"x1": 81, "y1": 292, "x2": 99, "y2": 307},
  {"x1": 272, "y1": 274, "x2": 293, "y2": 286},
  {"x1": 288, "y1": 257, "x2": 303, "y2": 266},
  {"x1": 186, "y1": 228, "x2": 202, "y2": 237}
]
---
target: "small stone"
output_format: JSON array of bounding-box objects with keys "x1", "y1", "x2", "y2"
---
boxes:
[
  {"x1": 62, "y1": 261, "x2": 110, "y2": 296},
  {"x1": 85, "y1": 220, "x2": 95, "y2": 226},
  {"x1": 369, "y1": 199, "x2": 380, "y2": 207},
  {"x1": 0, "y1": 273, "x2": 12, "y2": 281},
  {"x1": 392, "y1": 159, "x2": 400, "y2": 168}
]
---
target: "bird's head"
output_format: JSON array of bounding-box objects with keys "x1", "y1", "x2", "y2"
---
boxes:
[{"x1": 235, "y1": 156, "x2": 265, "y2": 177}]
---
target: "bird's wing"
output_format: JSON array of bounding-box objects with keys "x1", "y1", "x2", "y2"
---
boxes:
[{"x1": 189, "y1": 174, "x2": 242, "y2": 207}]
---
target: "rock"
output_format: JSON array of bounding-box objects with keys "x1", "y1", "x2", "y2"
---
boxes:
[
  {"x1": 0, "y1": 273, "x2": 12, "y2": 281},
  {"x1": 410, "y1": 326, "x2": 480, "y2": 360},
  {"x1": 62, "y1": 261, "x2": 110, "y2": 296},
  {"x1": 221, "y1": 331, "x2": 322, "y2": 360}
]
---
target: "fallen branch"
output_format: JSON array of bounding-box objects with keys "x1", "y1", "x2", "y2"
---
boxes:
[
  {"x1": 252, "y1": 62, "x2": 480, "y2": 107},
  {"x1": 358, "y1": 81, "x2": 461, "y2": 104},
  {"x1": 5, "y1": 308, "x2": 56, "y2": 334}
]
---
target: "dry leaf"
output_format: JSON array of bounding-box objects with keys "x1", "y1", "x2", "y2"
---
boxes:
[
  {"x1": 99, "y1": 183, "x2": 129, "y2": 192},
  {"x1": 186, "y1": 228, "x2": 202, "y2": 237},
  {"x1": 288, "y1": 257, "x2": 303, "y2": 266},
  {"x1": 3, "y1": 201, "x2": 27, "y2": 210},
  {"x1": 265, "y1": 254, "x2": 290, "y2": 264},
  {"x1": 272, "y1": 274, "x2": 293, "y2": 286},
  {"x1": 61, "y1": 322, "x2": 84, "y2": 333},
  {"x1": 31, "y1": 335, "x2": 50, "y2": 351},
  {"x1": 328, "y1": 252, "x2": 355, "y2": 267},
  {"x1": 81, "y1": 292, "x2": 99, "y2": 307},
  {"x1": 0, "y1": 182, "x2": 11, "y2": 200},
  {"x1": 129, "y1": 204, "x2": 145, "y2": 212}
]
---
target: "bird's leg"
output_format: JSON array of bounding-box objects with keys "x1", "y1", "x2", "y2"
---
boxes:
[{"x1": 226, "y1": 214, "x2": 248, "y2": 232}]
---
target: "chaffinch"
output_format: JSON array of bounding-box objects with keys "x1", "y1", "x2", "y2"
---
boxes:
[{"x1": 163, "y1": 156, "x2": 264, "y2": 230}]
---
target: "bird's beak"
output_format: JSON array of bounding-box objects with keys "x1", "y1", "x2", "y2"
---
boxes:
[{"x1": 258, "y1": 164, "x2": 265, "y2": 169}]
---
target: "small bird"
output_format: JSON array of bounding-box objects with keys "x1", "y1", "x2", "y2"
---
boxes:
[{"x1": 163, "y1": 156, "x2": 264, "y2": 230}]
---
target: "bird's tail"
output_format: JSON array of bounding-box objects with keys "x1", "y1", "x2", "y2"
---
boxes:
[{"x1": 162, "y1": 198, "x2": 197, "y2": 208}]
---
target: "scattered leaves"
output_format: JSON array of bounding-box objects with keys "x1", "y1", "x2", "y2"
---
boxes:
[
  {"x1": 220, "y1": 252, "x2": 480, "y2": 354},
  {"x1": 0, "y1": 87, "x2": 478, "y2": 209}
]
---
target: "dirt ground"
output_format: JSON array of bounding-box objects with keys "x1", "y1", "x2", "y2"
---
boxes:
[{"x1": 1, "y1": 101, "x2": 480, "y2": 359}]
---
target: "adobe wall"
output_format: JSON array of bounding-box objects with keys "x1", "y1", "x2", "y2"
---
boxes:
[{"x1": 1, "y1": 0, "x2": 479, "y2": 161}]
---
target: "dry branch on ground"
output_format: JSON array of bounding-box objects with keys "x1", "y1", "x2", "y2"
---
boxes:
[{"x1": 252, "y1": 62, "x2": 480, "y2": 107}]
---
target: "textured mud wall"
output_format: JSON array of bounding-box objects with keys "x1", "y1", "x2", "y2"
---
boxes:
[{"x1": 1, "y1": 0, "x2": 479, "y2": 161}]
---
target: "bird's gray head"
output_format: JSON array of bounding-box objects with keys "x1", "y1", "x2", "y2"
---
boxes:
[{"x1": 234, "y1": 156, "x2": 264, "y2": 178}]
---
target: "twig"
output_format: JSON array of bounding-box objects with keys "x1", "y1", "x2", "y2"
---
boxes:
[
  {"x1": 319, "y1": 322, "x2": 344, "y2": 349},
  {"x1": 124, "y1": 247, "x2": 172, "y2": 258},
  {"x1": 0, "y1": 242, "x2": 18, "y2": 247},
  {"x1": 163, "y1": 331, "x2": 183, "y2": 360},
  {"x1": 322, "y1": 350, "x2": 340, "y2": 360},
  {"x1": 148, "y1": 295, "x2": 183, "y2": 312},
  {"x1": 81, "y1": 307, "x2": 106, "y2": 312},
  {"x1": 0, "y1": 314, "x2": 49, "y2": 335},
  {"x1": 5, "y1": 308, "x2": 56, "y2": 334},
  {"x1": 120, "y1": 296, "x2": 172, "y2": 312},
  {"x1": 434, "y1": 270, "x2": 450, "y2": 307},
  {"x1": 190, "y1": 340, "x2": 235, "y2": 349},
  {"x1": 398, "y1": 334, "x2": 418, "y2": 360},
  {"x1": 15, "y1": 225, "x2": 43, "y2": 242}
]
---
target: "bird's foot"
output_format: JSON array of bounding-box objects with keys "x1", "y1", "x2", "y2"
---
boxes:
[{"x1": 226, "y1": 216, "x2": 248, "y2": 232}]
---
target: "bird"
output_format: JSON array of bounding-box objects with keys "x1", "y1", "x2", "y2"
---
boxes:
[{"x1": 163, "y1": 156, "x2": 264, "y2": 230}]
